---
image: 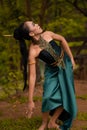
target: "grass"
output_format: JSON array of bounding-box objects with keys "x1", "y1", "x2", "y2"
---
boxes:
[
  {"x1": 0, "y1": 85, "x2": 87, "y2": 130},
  {"x1": 6, "y1": 96, "x2": 42, "y2": 104},
  {"x1": 0, "y1": 116, "x2": 87, "y2": 130},
  {"x1": 76, "y1": 94, "x2": 87, "y2": 100},
  {"x1": 6, "y1": 96, "x2": 28, "y2": 104},
  {"x1": 77, "y1": 112, "x2": 87, "y2": 121},
  {"x1": 71, "y1": 127, "x2": 87, "y2": 130},
  {"x1": 0, "y1": 110, "x2": 87, "y2": 130},
  {"x1": 0, "y1": 117, "x2": 42, "y2": 130}
]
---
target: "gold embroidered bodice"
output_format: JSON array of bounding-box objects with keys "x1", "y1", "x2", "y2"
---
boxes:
[{"x1": 36, "y1": 36, "x2": 65, "y2": 68}]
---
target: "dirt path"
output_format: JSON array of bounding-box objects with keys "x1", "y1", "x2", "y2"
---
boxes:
[{"x1": 0, "y1": 80, "x2": 87, "y2": 129}]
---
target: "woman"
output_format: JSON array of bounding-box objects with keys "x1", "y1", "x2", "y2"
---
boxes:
[{"x1": 13, "y1": 21, "x2": 77, "y2": 130}]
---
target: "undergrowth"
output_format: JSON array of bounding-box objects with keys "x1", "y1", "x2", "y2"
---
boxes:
[{"x1": 0, "y1": 117, "x2": 42, "y2": 130}]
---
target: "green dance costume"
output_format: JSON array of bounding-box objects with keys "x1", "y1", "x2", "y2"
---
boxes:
[{"x1": 38, "y1": 36, "x2": 77, "y2": 130}]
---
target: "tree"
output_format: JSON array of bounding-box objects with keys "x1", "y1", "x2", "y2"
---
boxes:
[
  {"x1": 25, "y1": 0, "x2": 32, "y2": 19},
  {"x1": 0, "y1": 0, "x2": 87, "y2": 91},
  {"x1": 66, "y1": 0, "x2": 87, "y2": 16}
]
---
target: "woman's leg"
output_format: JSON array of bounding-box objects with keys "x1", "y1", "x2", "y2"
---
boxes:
[
  {"x1": 38, "y1": 112, "x2": 49, "y2": 130},
  {"x1": 48, "y1": 106, "x2": 63, "y2": 129}
]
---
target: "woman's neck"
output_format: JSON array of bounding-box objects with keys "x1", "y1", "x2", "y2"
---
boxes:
[
  {"x1": 32, "y1": 29, "x2": 45, "y2": 41},
  {"x1": 33, "y1": 35, "x2": 41, "y2": 41}
]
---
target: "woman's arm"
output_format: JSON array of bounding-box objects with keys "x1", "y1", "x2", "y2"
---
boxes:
[
  {"x1": 28, "y1": 60, "x2": 36, "y2": 102},
  {"x1": 27, "y1": 48, "x2": 36, "y2": 118},
  {"x1": 50, "y1": 31, "x2": 76, "y2": 68}
]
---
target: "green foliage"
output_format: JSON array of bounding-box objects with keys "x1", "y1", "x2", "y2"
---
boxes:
[
  {"x1": 0, "y1": 0, "x2": 87, "y2": 96},
  {"x1": 0, "y1": 117, "x2": 42, "y2": 130},
  {"x1": 77, "y1": 112, "x2": 87, "y2": 121},
  {"x1": 0, "y1": 116, "x2": 86, "y2": 130},
  {"x1": 77, "y1": 95, "x2": 87, "y2": 100},
  {"x1": 34, "y1": 96, "x2": 42, "y2": 102},
  {"x1": 47, "y1": 17, "x2": 87, "y2": 37},
  {"x1": 6, "y1": 95, "x2": 42, "y2": 104},
  {"x1": 0, "y1": 38, "x2": 22, "y2": 83},
  {"x1": 0, "y1": 36, "x2": 24, "y2": 96},
  {"x1": 7, "y1": 95, "x2": 28, "y2": 104},
  {"x1": 0, "y1": 0, "x2": 87, "y2": 36}
]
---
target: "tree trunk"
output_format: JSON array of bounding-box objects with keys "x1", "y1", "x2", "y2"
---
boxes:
[
  {"x1": 66, "y1": 0, "x2": 87, "y2": 17},
  {"x1": 25, "y1": 0, "x2": 32, "y2": 19},
  {"x1": 0, "y1": 0, "x2": 4, "y2": 7},
  {"x1": 39, "y1": 0, "x2": 49, "y2": 27}
]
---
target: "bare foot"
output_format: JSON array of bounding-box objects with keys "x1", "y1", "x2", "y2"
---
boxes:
[
  {"x1": 48, "y1": 120, "x2": 61, "y2": 130},
  {"x1": 38, "y1": 122, "x2": 48, "y2": 130}
]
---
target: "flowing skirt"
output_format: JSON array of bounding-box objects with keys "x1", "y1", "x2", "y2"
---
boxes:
[{"x1": 42, "y1": 53, "x2": 77, "y2": 129}]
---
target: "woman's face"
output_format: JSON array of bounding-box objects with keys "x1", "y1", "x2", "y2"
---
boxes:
[{"x1": 25, "y1": 21, "x2": 43, "y2": 35}]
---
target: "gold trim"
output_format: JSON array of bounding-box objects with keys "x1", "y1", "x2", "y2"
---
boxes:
[
  {"x1": 51, "y1": 48, "x2": 65, "y2": 68},
  {"x1": 34, "y1": 36, "x2": 65, "y2": 68},
  {"x1": 28, "y1": 62, "x2": 36, "y2": 65}
]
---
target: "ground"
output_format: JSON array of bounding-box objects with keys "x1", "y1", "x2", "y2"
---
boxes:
[{"x1": 0, "y1": 80, "x2": 87, "y2": 130}]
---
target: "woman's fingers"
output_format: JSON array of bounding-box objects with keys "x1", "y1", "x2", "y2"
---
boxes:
[
  {"x1": 27, "y1": 110, "x2": 33, "y2": 118},
  {"x1": 26, "y1": 101, "x2": 35, "y2": 118},
  {"x1": 26, "y1": 109, "x2": 34, "y2": 118}
]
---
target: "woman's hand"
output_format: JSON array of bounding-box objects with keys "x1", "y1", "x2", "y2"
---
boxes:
[
  {"x1": 71, "y1": 58, "x2": 77, "y2": 70},
  {"x1": 26, "y1": 101, "x2": 35, "y2": 118}
]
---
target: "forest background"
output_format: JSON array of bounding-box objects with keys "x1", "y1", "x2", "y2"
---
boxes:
[
  {"x1": 0, "y1": 0, "x2": 87, "y2": 129},
  {"x1": 0, "y1": 0, "x2": 87, "y2": 96}
]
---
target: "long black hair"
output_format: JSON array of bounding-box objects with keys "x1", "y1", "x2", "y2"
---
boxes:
[{"x1": 13, "y1": 22, "x2": 31, "y2": 91}]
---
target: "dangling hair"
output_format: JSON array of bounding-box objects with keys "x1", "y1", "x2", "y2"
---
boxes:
[{"x1": 13, "y1": 22, "x2": 31, "y2": 91}]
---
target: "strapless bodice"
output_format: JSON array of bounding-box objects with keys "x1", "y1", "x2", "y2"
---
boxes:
[{"x1": 38, "y1": 40, "x2": 63, "y2": 66}]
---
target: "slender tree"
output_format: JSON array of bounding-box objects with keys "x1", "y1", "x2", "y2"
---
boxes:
[
  {"x1": 25, "y1": 0, "x2": 32, "y2": 19},
  {"x1": 66, "y1": 0, "x2": 87, "y2": 16},
  {"x1": 0, "y1": 0, "x2": 4, "y2": 7}
]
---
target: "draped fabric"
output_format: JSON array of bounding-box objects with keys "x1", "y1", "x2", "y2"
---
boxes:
[{"x1": 41, "y1": 41, "x2": 77, "y2": 129}]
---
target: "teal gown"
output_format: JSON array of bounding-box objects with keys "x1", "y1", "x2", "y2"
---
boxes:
[{"x1": 38, "y1": 40, "x2": 77, "y2": 130}]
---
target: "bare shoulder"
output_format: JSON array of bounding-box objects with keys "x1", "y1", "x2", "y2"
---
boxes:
[
  {"x1": 45, "y1": 31, "x2": 61, "y2": 37},
  {"x1": 42, "y1": 31, "x2": 54, "y2": 40},
  {"x1": 44, "y1": 31, "x2": 54, "y2": 36},
  {"x1": 29, "y1": 44, "x2": 37, "y2": 60},
  {"x1": 46, "y1": 31, "x2": 65, "y2": 41},
  {"x1": 44, "y1": 31, "x2": 60, "y2": 38}
]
